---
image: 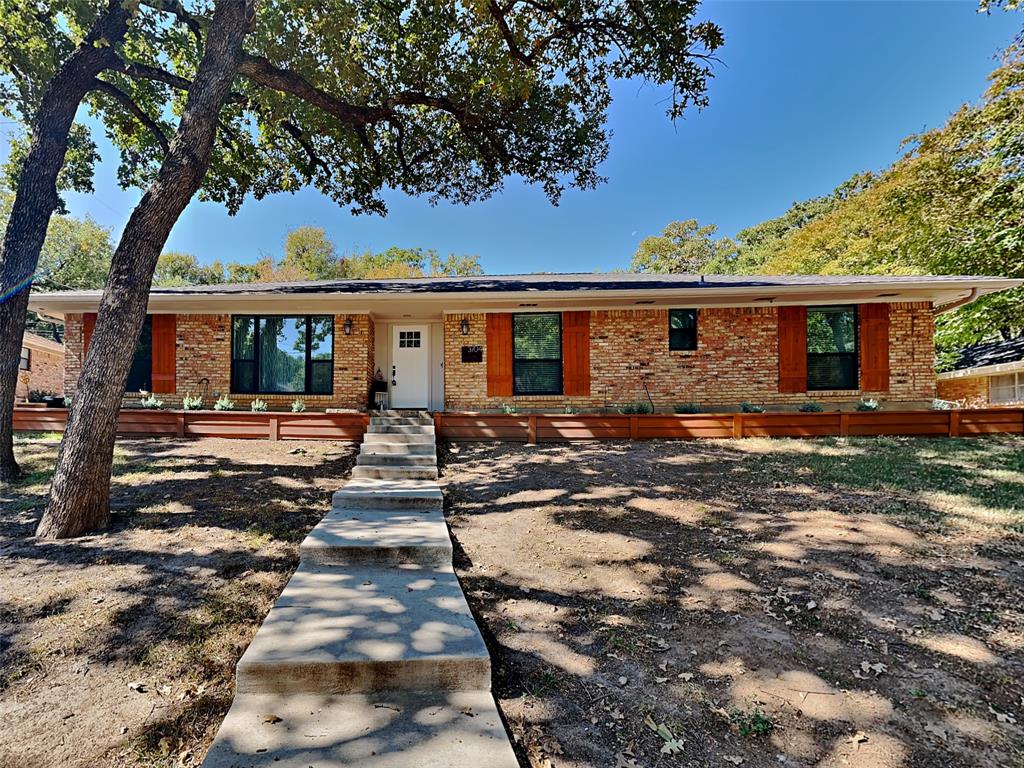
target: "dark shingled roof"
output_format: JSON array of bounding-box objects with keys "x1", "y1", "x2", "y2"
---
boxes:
[
  {"x1": 146, "y1": 272, "x2": 995, "y2": 295},
  {"x1": 952, "y1": 335, "x2": 1024, "y2": 371}
]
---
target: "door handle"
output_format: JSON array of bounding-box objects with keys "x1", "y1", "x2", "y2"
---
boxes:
[{"x1": 391, "y1": 364, "x2": 397, "y2": 387}]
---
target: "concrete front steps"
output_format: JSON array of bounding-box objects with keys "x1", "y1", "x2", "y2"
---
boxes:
[{"x1": 203, "y1": 412, "x2": 517, "y2": 768}]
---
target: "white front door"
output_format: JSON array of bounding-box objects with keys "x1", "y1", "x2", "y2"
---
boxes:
[{"x1": 390, "y1": 325, "x2": 430, "y2": 408}]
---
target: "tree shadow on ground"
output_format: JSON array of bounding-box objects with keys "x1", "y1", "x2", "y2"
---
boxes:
[
  {"x1": 0, "y1": 437, "x2": 357, "y2": 767},
  {"x1": 440, "y1": 436, "x2": 1024, "y2": 768}
]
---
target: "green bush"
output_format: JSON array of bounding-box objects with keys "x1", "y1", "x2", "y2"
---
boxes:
[
  {"x1": 739, "y1": 401, "x2": 766, "y2": 413},
  {"x1": 499, "y1": 403, "x2": 518, "y2": 415},
  {"x1": 139, "y1": 393, "x2": 164, "y2": 410},
  {"x1": 291, "y1": 398, "x2": 306, "y2": 413},
  {"x1": 619, "y1": 401, "x2": 653, "y2": 414},
  {"x1": 674, "y1": 402, "x2": 702, "y2": 414},
  {"x1": 251, "y1": 397, "x2": 268, "y2": 412},
  {"x1": 798, "y1": 401, "x2": 824, "y2": 413},
  {"x1": 855, "y1": 398, "x2": 880, "y2": 411},
  {"x1": 182, "y1": 393, "x2": 203, "y2": 411},
  {"x1": 214, "y1": 394, "x2": 234, "y2": 411}
]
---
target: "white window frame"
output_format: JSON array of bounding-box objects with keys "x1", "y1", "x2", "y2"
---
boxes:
[{"x1": 989, "y1": 372, "x2": 1024, "y2": 404}]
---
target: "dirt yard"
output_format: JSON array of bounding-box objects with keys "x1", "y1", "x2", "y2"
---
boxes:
[
  {"x1": 0, "y1": 436, "x2": 355, "y2": 768},
  {"x1": 441, "y1": 436, "x2": 1024, "y2": 768}
]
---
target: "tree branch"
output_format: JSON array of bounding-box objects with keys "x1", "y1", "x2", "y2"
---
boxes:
[
  {"x1": 487, "y1": 1, "x2": 534, "y2": 66},
  {"x1": 109, "y1": 58, "x2": 192, "y2": 91},
  {"x1": 90, "y1": 78, "x2": 169, "y2": 154},
  {"x1": 237, "y1": 55, "x2": 391, "y2": 126}
]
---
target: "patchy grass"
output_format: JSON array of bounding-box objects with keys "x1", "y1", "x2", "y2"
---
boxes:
[
  {"x1": 0, "y1": 437, "x2": 356, "y2": 768},
  {"x1": 441, "y1": 435, "x2": 1024, "y2": 768}
]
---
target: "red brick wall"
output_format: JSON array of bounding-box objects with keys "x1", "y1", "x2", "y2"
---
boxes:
[
  {"x1": 63, "y1": 313, "x2": 374, "y2": 410},
  {"x1": 16, "y1": 345, "x2": 64, "y2": 400},
  {"x1": 936, "y1": 376, "x2": 988, "y2": 406},
  {"x1": 445, "y1": 302, "x2": 936, "y2": 411}
]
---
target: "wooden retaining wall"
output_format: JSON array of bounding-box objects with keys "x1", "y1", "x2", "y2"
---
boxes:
[
  {"x1": 13, "y1": 408, "x2": 368, "y2": 442},
  {"x1": 15, "y1": 407, "x2": 1023, "y2": 444},
  {"x1": 436, "y1": 408, "x2": 1024, "y2": 443}
]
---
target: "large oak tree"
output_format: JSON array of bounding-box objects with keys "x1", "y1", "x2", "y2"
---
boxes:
[{"x1": 26, "y1": 0, "x2": 723, "y2": 537}]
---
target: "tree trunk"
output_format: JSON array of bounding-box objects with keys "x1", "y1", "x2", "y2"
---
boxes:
[
  {"x1": 36, "y1": 0, "x2": 254, "y2": 539},
  {"x1": 0, "y1": 1, "x2": 130, "y2": 483}
]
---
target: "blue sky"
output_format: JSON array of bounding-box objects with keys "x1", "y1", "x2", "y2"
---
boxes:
[{"x1": 21, "y1": 1, "x2": 1024, "y2": 274}]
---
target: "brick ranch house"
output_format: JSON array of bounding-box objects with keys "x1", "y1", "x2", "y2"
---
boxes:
[
  {"x1": 936, "y1": 334, "x2": 1024, "y2": 407},
  {"x1": 15, "y1": 331, "x2": 65, "y2": 401},
  {"x1": 27, "y1": 273, "x2": 1021, "y2": 413}
]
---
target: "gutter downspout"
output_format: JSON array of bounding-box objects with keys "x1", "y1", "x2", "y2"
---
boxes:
[{"x1": 935, "y1": 288, "x2": 979, "y2": 314}]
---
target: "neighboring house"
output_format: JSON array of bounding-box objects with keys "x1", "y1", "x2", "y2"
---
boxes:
[
  {"x1": 16, "y1": 331, "x2": 65, "y2": 401},
  {"x1": 937, "y1": 335, "x2": 1024, "y2": 407},
  {"x1": 27, "y1": 273, "x2": 1021, "y2": 412}
]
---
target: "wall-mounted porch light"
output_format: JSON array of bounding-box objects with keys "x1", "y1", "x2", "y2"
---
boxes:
[
  {"x1": 460, "y1": 318, "x2": 470, "y2": 335},
  {"x1": 343, "y1": 317, "x2": 353, "y2": 335}
]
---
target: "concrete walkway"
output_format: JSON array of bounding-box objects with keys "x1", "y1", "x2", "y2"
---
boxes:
[{"x1": 203, "y1": 413, "x2": 518, "y2": 768}]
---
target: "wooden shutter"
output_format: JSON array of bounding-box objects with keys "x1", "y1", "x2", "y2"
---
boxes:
[
  {"x1": 859, "y1": 303, "x2": 890, "y2": 392},
  {"x1": 486, "y1": 313, "x2": 513, "y2": 397},
  {"x1": 777, "y1": 306, "x2": 808, "y2": 393},
  {"x1": 150, "y1": 314, "x2": 177, "y2": 393},
  {"x1": 562, "y1": 311, "x2": 590, "y2": 396},
  {"x1": 82, "y1": 312, "x2": 97, "y2": 356}
]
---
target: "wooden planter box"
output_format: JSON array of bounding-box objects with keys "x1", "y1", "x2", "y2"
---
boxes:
[
  {"x1": 436, "y1": 408, "x2": 1024, "y2": 443},
  {"x1": 13, "y1": 407, "x2": 368, "y2": 442}
]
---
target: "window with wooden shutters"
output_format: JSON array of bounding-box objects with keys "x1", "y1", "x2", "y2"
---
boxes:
[
  {"x1": 513, "y1": 313, "x2": 562, "y2": 395},
  {"x1": 807, "y1": 306, "x2": 858, "y2": 390}
]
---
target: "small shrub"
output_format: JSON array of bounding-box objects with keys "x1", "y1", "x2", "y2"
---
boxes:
[
  {"x1": 674, "y1": 402, "x2": 702, "y2": 414},
  {"x1": 214, "y1": 394, "x2": 234, "y2": 411},
  {"x1": 139, "y1": 393, "x2": 164, "y2": 410},
  {"x1": 930, "y1": 398, "x2": 955, "y2": 410},
  {"x1": 855, "y1": 398, "x2": 880, "y2": 411},
  {"x1": 798, "y1": 401, "x2": 824, "y2": 413},
  {"x1": 182, "y1": 393, "x2": 203, "y2": 411},
  {"x1": 619, "y1": 401, "x2": 653, "y2": 415},
  {"x1": 563, "y1": 404, "x2": 580, "y2": 415},
  {"x1": 739, "y1": 401, "x2": 766, "y2": 413},
  {"x1": 291, "y1": 398, "x2": 306, "y2": 413},
  {"x1": 499, "y1": 403, "x2": 518, "y2": 415},
  {"x1": 62, "y1": 395, "x2": 72, "y2": 409},
  {"x1": 731, "y1": 708, "x2": 775, "y2": 738},
  {"x1": 28, "y1": 389, "x2": 55, "y2": 403},
  {"x1": 250, "y1": 397, "x2": 268, "y2": 412}
]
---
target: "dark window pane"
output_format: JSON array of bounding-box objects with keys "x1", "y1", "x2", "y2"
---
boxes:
[
  {"x1": 310, "y1": 316, "x2": 333, "y2": 360},
  {"x1": 232, "y1": 316, "x2": 255, "y2": 360},
  {"x1": 807, "y1": 354, "x2": 857, "y2": 390},
  {"x1": 311, "y1": 360, "x2": 333, "y2": 394},
  {"x1": 19, "y1": 348, "x2": 30, "y2": 370},
  {"x1": 807, "y1": 305, "x2": 858, "y2": 390},
  {"x1": 125, "y1": 315, "x2": 152, "y2": 392},
  {"x1": 513, "y1": 313, "x2": 562, "y2": 395},
  {"x1": 258, "y1": 317, "x2": 307, "y2": 393},
  {"x1": 514, "y1": 314, "x2": 561, "y2": 360},
  {"x1": 669, "y1": 309, "x2": 697, "y2": 351},
  {"x1": 807, "y1": 307, "x2": 856, "y2": 353},
  {"x1": 232, "y1": 360, "x2": 256, "y2": 393},
  {"x1": 514, "y1": 360, "x2": 562, "y2": 395}
]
